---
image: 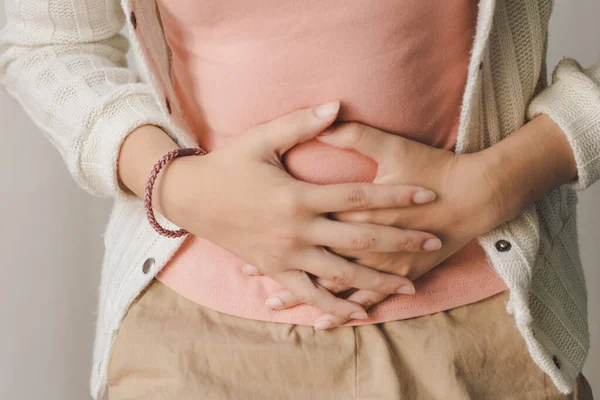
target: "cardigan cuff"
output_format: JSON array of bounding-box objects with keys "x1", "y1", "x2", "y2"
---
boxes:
[
  {"x1": 527, "y1": 57, "x2": 600, "y2": 192},
  {"x1": 71, "y1": 84, "x2": 180, "y2": 200}
]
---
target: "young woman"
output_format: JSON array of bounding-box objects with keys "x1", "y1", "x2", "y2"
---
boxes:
[{"x1": 1, "y1": 0, "x2": 597, "y2": 399}]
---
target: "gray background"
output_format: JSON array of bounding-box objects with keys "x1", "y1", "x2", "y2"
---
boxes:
[{"x1": 0, "y1": 1, "x2": 598, "y2": 399}]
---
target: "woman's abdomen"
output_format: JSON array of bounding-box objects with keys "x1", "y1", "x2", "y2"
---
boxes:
[{"x1": 164, "y1": 0, "x2": 476, "y2": 185}]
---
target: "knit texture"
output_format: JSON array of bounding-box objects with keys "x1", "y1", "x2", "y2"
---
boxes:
[{"x1": 0, "y1": 0, "x2": 598, "y2": 398}]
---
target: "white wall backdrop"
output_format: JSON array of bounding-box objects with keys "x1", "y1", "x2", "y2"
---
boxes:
[{"x1": 0, "y1": 1, "x2": 598, "y2": 399}]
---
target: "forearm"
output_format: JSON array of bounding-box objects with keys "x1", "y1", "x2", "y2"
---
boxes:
[
  {"x1": 527, "y1": 56, "x2": 600, "y2": 191},
  {"x1": 0, "y1": 0, "x2": 175, "y2": 199},
  {"x1": 479, "y1": 113, "x2": 578, "y2": 223}
]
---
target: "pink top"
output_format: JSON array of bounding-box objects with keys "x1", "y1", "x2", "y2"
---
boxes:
[{"x1": 154, "y1": 0, "x2": 508, "y2": 326}]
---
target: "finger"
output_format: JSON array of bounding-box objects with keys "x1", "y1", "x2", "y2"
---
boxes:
[
  {"x1": 331, "y1": 192, "x2": 437, "y2": 225},
  {"x1": 302, "y1": 182, "x2": 436, "y2": 213},
  {"x1": 332, "y1": 207, "x2": 423, "y2": 225},
  {"x1": 305, "y1": 218, "x2": 442, "y2": 252},
  {"x1": 242, "y1": 263, "x2": 264, "y2": 276},
  {"x1": 316, "y1": 122, "x2": 399, "y2": 161},
  {"x1": 248, "y1": 100, "x2": 340, "y2": 156},
  {"x1": 347, "y1": 289, "x2": 396, "y2": 307},
  {"x1": 314, "y1": 277, "x2": 353, "y2": 295},
  {"x1": 273, "y1": 270, "x2": 369, "y2": 320},
  {"x1": 264, "y1": 289, "x2": 302, "y2": 309},
  {"x1": 314, "y1": 290, "x2": 392, "y2": 330},
  {"x1": 264, "y1": 279, "x2": 354, "y2": 311},
  {"x1": 297, "y1": 247, "x2": 415, "y2": 294}
]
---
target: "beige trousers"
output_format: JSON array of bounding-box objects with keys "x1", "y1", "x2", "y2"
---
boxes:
[{"x1": 107, "y1": 279, "x2": 593, "y2": 400}]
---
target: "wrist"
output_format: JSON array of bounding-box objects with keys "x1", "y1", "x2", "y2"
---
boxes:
[
  {"x1": 474, "y1": 150, "x2": 527, "y2": 227},
  {"x1": 154, "y1": 154, "x2": 201, "y2": 224},
  {"x1": 144, "y1": 148, "x2": 209, "y2": 237},
  {"x1": 477, "y1": 114, "x2": 578, "y2": 224},
  {"x1": 117, "y1": 124, "x2": 181, "y2": 199}
]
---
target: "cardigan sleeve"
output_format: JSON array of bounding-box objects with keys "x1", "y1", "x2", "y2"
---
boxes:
[
  {"x1": 0, "y1": 0, "x2": 174, "y2": 199},
  {"x1": 527, "y1": 56, "x2": 600, "y2": 192}
]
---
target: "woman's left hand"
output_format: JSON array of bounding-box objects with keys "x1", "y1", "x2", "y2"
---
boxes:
[{"x1": 250, "y1": 121, "x2": 521, "y2": 329}]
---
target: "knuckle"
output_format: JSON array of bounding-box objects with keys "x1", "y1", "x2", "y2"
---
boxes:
[
  {"x1": 275, "y1": 187, "x2": 304, "y2": 214},
  {"x1": 285, "y1": 110, "x2": 306, "y2": 131},
  {"x1": 275, "y1": 228, "x2": 302, "y2": 251},
  {"x1": 397, "y1": 235, "x2": 416, "y2": 251},
  {"x1": 394, "y1": 188, "x2": 414, "y2": 206},
  {"x1": 346, "y1": 185, "x2": 370, "y2": 209},
  {"x1": 295, "y1": 292, "x2": 315, "y2": 306},
  {"x1": 349, "y1": 232, "x2": 375, "y2": 250},
  {"x1": 369, "y1": 273, "x2": 387, "y2": 291},
  {"x1": 330, "y1": 266, "x2": 356, "y2": 286}
]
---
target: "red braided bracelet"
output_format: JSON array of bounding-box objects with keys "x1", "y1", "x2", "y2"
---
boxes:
[{"x1": 144, "y1": 147, "x2": 207, "y2": 238}]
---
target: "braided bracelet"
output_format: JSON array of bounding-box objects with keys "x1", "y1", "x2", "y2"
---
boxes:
[{"x1": 144, "y1": 147, "x2": 207, "y2": 238}]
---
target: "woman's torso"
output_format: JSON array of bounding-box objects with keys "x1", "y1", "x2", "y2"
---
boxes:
[
  {"x1": 163, "y1": 0, "x2": 478, "y2": 166},
  {"x1": 154, "y1": 0, "x2": 508, "y2": 325}
]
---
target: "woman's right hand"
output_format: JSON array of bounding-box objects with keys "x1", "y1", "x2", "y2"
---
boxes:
[{"x1": 158, "y1": 101, "x2": 441, "y2": 320}]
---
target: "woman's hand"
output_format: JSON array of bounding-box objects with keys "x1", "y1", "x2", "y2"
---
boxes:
[
  {"x1": 157, "y1": 102, "x2": 444, "y2": 321},
  {"x1": 260, "y1": 121, "x2": 517, "y2": 329}
]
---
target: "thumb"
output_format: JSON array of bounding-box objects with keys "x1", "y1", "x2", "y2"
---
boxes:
[
  {"x1": 315, "y1": 122, "x2": 393, "y2": 162},
  {"x1": 253, "y1": 100, "x2": 340, "y2": 156}
]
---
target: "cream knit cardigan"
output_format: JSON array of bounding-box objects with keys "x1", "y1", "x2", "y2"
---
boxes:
[{"x1": 1, "y1": 0, "x2": 599, "y2": 398}]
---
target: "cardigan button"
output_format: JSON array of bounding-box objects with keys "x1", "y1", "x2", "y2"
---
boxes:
[
  {"x1": 165, "y1": 97, "x2": 172, "y2": 114},
  {"x1": 552, "y1": 355, "x2": 561, "y2": 369},
  {"x1": 495, "y1": 239, "x2": 511, "y2": 252},
  {"x1": 142, "y1": 258, "x2": 155, "y2": 274},
  {"x1": 479, "y1": 61, "x2": 483, "y2": 70},
  {"x1": 129, "y1": 11, "x2": 137, "y2": 29}
]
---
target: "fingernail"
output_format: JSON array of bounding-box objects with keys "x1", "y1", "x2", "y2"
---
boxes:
[
  {"x1": 315, "y1": 320, "x2": 332, "y2": 330},
  {"x1": 423, "y1": 238, "x2": 442, "y2": 251},
  {"x1": 314, "y1": 100, "x2": 340, "y2": 119},
  {"x1": 413, "y1": 190, "x2": 436, "y2": 204},
  {"x1": 265, "y1": 297, "x2": 283, "y2": 309},
  {"x1": 350, "y1": 311, "x2": 368, "y2": 320},
  {"x1": 397, "y1": 285, "x2": 416, "y2": 295},
  {"x1": 242, "y1": 264, "x2": 259, "y2": 275}
]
